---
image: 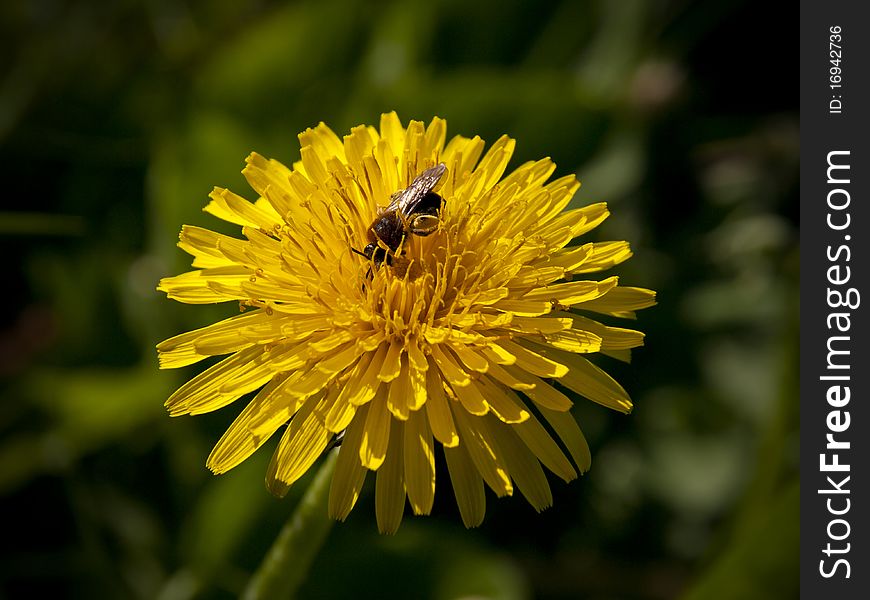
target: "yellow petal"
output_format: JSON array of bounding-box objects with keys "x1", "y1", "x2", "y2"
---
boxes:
[
  {"x1": 476, "y1": 377, "x2": 530, "y2": 423},
  {"x1": 572, "y1": 202, "x2": 610, "y2": 236},
  {"x1": 308, "y1": 329, "x2": 356, "y2": 353},
  {"x1": 268, "y1": 340, "x2": 313, "y2": 371},
  {"x1": 493, "y1": 339, "x2": 568, "y2": 378},
  {"x1": 157, "y1": 309, "x2": 275, "y2": 368},
  {"x1": 299, "y1": 122, "x2": 346, "y2": 164},
  {"x1": 567, "y1": 315, "x2": 645, "y2": 351},
  {"x1": 506, "y1": 316, "x2": 572, "y2": 335},
  {"x1": 424, "y1": 363, "x2": 459, "y2": 448},
  {"x1": 450, "y1": 311, "x2": 514, "y2": 329},
  {"x1": 338, "y1": 348, "x2": 381, "y2": 407},
  {"x1": 512, "y1": 412, "x2": 577, "y2": 483},
  {"x1": 377, "y1": 340, "x2": 403, "y2": 382},
  {"x1": 399, "y1": 120, "x2": 426, "y2": 183},
  {"x1": 359, "y1": 389, "x2": 391, "y2": 470},
  {"x1": 487, "y1": 416, "x2": 552, "y2": 511},
  {"x1": 205, "y1": 187, "x2": 281, "y2": 231},
  {"x1": 375, "y1": 420, "x2": 405, "y2": 534},
  {"x1": 158, "y1": 267, "x2": 252, "y2": 304},
  {"x1": 535, "y1": 345, "x2": 634, "y2": 413},
  {"x1": 577, "y1": 286, "x2": 657, "y2": 317},
  {"x1": 403, "y1": 410, "x2": 435, "y2": 516},
  {"x1": 602, "y1": 348, "x2": 633, "y2": 363},
  {"x1": 265, "y1": 426, "x2": 292, "y2": 498},
  {"x1": 541, "y1": 328, "x2": 602, "y2": 354},
  {"x1": 177, "y1": 225, "x2": 246, "y2": 264},
  {"x1": 242, "y1": 152, "x2": 296, "y2": 206},
  {"x1": 463, "y1": 135, "x2": 515, "y2": 201},
  {"x1": 246, "y1": 373, "x2": 309, "y2": 436},
  {"x1": 451, "y1": 378, "x2": 489, "y2": 416},
  {"x1": 571, "y1": 241, "x2": 633, "y2": 274},
  {"x1": 195, "y1": 314, "x2": 295, "y2": 355},
  {"x1": 501, "y1": 367, "x2": 573, "y2": 411},
  {"x1": 314, "y1": 341, "x2": 362, "y2": 376},
  {"x1": 442, "y1": 135, "x2": 484, "y2": 187},
  {"x1": 165, "y1": 346, "x2": 269, "y2": 416},
  {"x1": 536, "y1": 174, "x2": 580, "y2": 224},
  {"x1": 444, "y1": 441, "x2": 486, "y2": 528},
  {"x1": 206, "y1": 375, "x2": 289, "y2": 474},
  {"x1": 387, "y1": 356, "x2": 412, "y2": 420},
  {"x1": 484, "y1": 361, "x2": 536, "y2": 391},
  {"x1": 299, "y1": 145, "x2": 331, "y2": 188},
  {"x1": 423, "y1": 116, "x2": 447, "y2": 160},
  {"x1": 508, "y1": 265, "x2": 565, "y2": 287},
  {"x1": 430, "y1": 344, "x2": 471, "y2": 387},
  {"x1": 542, "y1": 244, "x2": 591, "y2": 272},
  {"x1": 452, "y1": 408, "x2": 512, "y2": 497},
  {"x1": 407, "y1": 361, "x2": 427, "y2": 411},
  {"x1": 479, "y1": 343, "x2": 517, "y2": 366},
  {"x1": 253, "y1": 196, "x2": 282, "y2": 222},
  {"x1": 328, "y1": 404, "x2": 370, "y2": 521},
  {"x1": 286, "y1": 358, "x2": 343, "y2": 401},
  {"x1": 522, "y1": 276, "x2": 618, "y2": 306},
  {"x1": 449, "y1": 343, "x2": 489, "y2": 373},
  {"x1": 406, "y1": 337, "x2": 429, "y2": 373},
  {"x1": 379, "y1": 111, "x2": 406, "y2": 157},
  {"x1": 499, "y1": 157, "x2": 556, "y2": 191},
  {"x1": 271, "y1": 398, "x2": 332, "y2": 487},
  {"x1": 342, "y1": 125, "x2": 377, "y2": 175},
  {"x1": 538, "y1": 406, "x2": 592, "y2": 473},
  {"x1": 374, "y1": 139, "x2": 399, "y2": 197}
]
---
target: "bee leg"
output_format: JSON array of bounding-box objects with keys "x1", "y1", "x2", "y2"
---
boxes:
[{"x1": 409, "y1": 214, "x2": 440, "y2": 237}]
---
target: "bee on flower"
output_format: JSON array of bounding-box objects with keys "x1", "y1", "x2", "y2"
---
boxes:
[{"x1": 157, "y1": 113, "x2": 655, "y2": 533}]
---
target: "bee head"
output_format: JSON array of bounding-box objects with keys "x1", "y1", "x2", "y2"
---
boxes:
[
  {"x1": 367, "y1": 243, "x2": 392, "y2": 267},
  {"x1": 356, "y1": 243, "x2": 391, "y2": 267}
]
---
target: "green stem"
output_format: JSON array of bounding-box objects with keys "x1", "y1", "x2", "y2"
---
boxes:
[{"x1": 242, "y1": 451, "x2": 338, "y2": 600}]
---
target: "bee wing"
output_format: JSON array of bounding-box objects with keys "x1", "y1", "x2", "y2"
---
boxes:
[{"x1": 385, "y1": 163, "x2": 447, "y2": 215}]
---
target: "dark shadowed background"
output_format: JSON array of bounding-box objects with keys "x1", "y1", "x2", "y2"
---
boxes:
[{"x1": 1, "y1": 1, "x2": 798, "y2": 598}]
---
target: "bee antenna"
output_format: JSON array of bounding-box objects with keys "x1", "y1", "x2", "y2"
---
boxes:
[{"x1": 350, "y1": 247, "x2": 367, "y2": 258}]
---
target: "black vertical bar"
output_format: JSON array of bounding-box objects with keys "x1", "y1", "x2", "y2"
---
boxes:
[{"x1": 801, "y1": 1, "x2": 869, "y2": 597}]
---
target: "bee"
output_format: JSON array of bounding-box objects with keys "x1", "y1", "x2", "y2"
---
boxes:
[{"x1": 354, "y1": 163, "x2": 447, "y2": 268}]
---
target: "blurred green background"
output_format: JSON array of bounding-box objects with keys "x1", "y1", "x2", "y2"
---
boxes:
[{"x1": 1, "y1": 0, "x2": 798, "y2": 598}]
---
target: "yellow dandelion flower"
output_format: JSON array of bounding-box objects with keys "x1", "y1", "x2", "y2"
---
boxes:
[{"x1": 157, "y1": 113, "x2": 655, "y2": 534}]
